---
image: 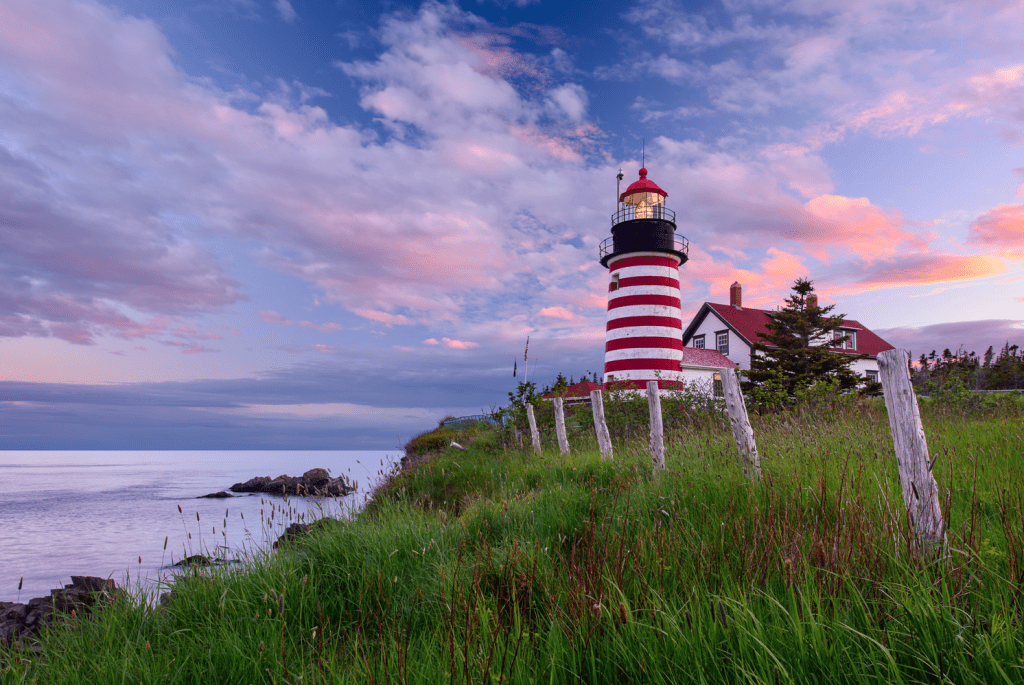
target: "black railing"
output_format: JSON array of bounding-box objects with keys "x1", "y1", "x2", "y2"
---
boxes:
[
  {"x1": 441, "y1": 414, "x2": 499, "y2": 429},
  {"x1": 611, "y1": 204, "x2": 676, "y2": 225},
  {"x1": 599, "y1": 233, "x2": 689, "y2": 261}
]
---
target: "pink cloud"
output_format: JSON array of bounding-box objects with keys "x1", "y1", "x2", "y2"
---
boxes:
[
  {"x1": 850, "y1": 254, "x2": 1006, "y2": 291},
  {"x1": 422, "y1": 338, "x2": 439, "y2": 345},
  {"x1": 299, "y1": 320, "x2": 343, "y2": 332},
  {"x1": 442, "y1": 337, "x2": 479, "y2": 349},
  {"x1": 259, "y1": 311, "x2": 294, "y2": 326},
  {"x1": 802, "y1": 195, "x2": 920, "y2": 263},
  {"x1": 393, "y1": 345, "x2": 415, "y2": 352},
  {"x1": 349, "y1": 309, "x2": 411, "y2": 327},
  {"x1": 311, "y1": 344, "x2": 336, "y2": 354},
  {"x1": 538, "y1": 306, "x2": 576, "y2": 320},
  {"x1": 968, "y1": 204, "x2": 1024, "y2": 256}
]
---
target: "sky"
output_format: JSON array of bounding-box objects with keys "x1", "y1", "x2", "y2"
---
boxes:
[{"x1": 0, "y1": 0, "x2": 1022, "y2": 449}]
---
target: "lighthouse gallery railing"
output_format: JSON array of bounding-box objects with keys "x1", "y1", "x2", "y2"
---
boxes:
[{"x1": 599, "y1": 233, "x2": 689, "y2": 261}]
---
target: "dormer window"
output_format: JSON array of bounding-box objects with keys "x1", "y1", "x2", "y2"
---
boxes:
[
  {"x1": 693, "y1": 334, "x2": 705, "y2": 349},
  {"x1": 833, "y1": 329, "x2": 857, "y2": 350}
]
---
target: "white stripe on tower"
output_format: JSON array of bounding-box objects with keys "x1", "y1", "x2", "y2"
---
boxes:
[{"x1": 604, "y1": 252, "x2": 684, "y2": 387}]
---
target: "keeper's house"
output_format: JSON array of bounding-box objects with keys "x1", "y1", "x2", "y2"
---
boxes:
[{"x1": 681, "y1": 282, "x2": 895, "y2": 384}]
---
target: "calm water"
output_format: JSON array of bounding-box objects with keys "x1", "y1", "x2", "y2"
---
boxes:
[{"x1": 0, "y1": 450, "x2": 401, "y2": 602}]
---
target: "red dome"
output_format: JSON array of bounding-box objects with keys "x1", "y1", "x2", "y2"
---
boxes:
[{"x1": 619, "y1": 167, "x2": 667, "y2": 204}]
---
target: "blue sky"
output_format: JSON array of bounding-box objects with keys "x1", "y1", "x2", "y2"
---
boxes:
[{"x1": 1, "y1": 0, "x2": 1022, "y2": 448}]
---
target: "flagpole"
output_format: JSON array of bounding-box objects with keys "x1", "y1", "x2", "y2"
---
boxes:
[{"x1": 523, "y1": 336, "x2": 529, "y2": 386}]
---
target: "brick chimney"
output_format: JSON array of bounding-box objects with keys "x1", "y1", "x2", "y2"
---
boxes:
[
  {"x1": 807, "y1": 294, "x2": 818, "y2": 310},
  {"x1": 730, "y1": 281, "x2": 742, "y2": 309}
]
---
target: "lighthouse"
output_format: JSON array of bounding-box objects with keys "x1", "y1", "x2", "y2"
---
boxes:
[{"x1": 599, "y1": 167, "x2": 689, "y2": 389}]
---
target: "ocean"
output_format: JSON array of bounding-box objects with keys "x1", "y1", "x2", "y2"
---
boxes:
[{"x1": 0, "y1": 450, "x2": 401, "y2": 603}]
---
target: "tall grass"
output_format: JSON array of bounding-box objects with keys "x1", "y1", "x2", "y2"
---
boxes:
[{"x1": 3, "y1": 395, "x2": 1022, "y2": 683}]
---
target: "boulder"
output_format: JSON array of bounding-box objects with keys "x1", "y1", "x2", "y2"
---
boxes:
[
  {"x1": 198, "y1": 491, "x2": 233, "y2": 498},
  {"x1": 272, "y1": 518, "x2": 342, "y2": 549},
  {"x1": 0, "y1": 576, "x2": 122, "y2": 650}
]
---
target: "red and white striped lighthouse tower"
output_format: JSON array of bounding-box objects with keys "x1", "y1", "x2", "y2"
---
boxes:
[{"x1": 599, "y1": 167, "x2": 688, "y2": 389}]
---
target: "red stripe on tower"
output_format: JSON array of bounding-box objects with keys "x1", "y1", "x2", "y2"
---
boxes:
[{"x1": 599, "y1": 167, "x2": 689, "y2": 387}]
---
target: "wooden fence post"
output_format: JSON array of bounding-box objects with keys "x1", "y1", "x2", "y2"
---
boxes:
[
  {"x1": 590, "y1": 390, "x2": 613, "y2": 460},
  {"x1": 646, "y1": 381, "x2": 665, "y2": 471},
  {"x1": 525, "y1": 403, "x2": 542, "y2": 454},
  {"x1": 719, "y1": 368, "x2": 762, "y2": 480},
  {"x1": 553, "y1": 397, "x2": 570, "y2": 455},
  {"x1": 877, "y1": 348, "x2": 945, "y2": 547}
]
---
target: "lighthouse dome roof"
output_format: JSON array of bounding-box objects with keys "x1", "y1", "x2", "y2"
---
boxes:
[{"x1": 619, "y1": 167, "x2": 667, "y2": 203}]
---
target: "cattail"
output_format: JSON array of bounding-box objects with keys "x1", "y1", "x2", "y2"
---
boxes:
[
  {"x1": 139, "y1": 556, "x2": 142, "y2": 564},
  {"x1": 145, "y1": 641, "x2": 150, "y2": 650},
  {"x1": 19, "y1": 577, "x2": 23, "y2": 591},
  {"x1": 196, "y1": 512, "x2": 200, "y2": 522},
  {"x1": 258, "y1": 641, "x2": 264, "y2": 654},
  {"x1": 618, "y1": 602, "x2": 629, "y2": 625},
  {"x1": 716, "y1": 600, "x2": 728, "y2": 627},
  {"x1": 178, "y1": 505, "x2": 182, "y2": 514},
  {"x1": 164, "y1": 536, "x2": 168, "y2": 550}
]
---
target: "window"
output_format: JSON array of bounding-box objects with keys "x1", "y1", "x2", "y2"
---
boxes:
[
  {"x1": 865, "y1": 369, "x2": 878, "y2": 383},
  {"x1": 716, "y1": 331, "x2": 729, "y2": 355},
  {"x1": 610, "y1": 273, "x2": 619, "y2": 291},
  {"x1": 833, "y1": 329, "x2": 857, "y2": 350},
  {"x1": 713, "y1": 371, "x2": 723, "y2": 397},
  {"x1": 693, "y1": 334, "x2": 705, "y2": 349}
]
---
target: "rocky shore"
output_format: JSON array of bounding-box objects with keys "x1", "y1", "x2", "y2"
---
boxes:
[
  {"x1": 0, "y1": 576, "x2": 123, "y2": 652},
  {"x1": 2, "y1": 466, "x2": 364, "y2": 655}
]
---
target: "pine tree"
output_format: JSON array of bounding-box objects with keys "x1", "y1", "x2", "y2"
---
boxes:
[{"x1": 743, "y1": 278, "x2": 869, "y2": 400}]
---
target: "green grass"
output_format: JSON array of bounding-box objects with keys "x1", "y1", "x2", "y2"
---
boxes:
[{"x1": 4, "y1": 396, "x2": 1023, "y2": 684}]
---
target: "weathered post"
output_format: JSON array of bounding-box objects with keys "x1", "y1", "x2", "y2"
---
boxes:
[
  {"x1": 525, "y1": 403, "x2": 542, "y2": 454},
  {"x1": 877, "y1": 348, "x2": 945, "y2": 546},
  {"x1": 646, "y1": 381, "x2": 665, "y2": 471},
  {"x1": 553, "y1": 397, "x2": 570, "y2": 455},
  {"x1": 719, "y1": 368, "x2": 762, "y2": 480},
  {"x1": 590, "y1": 390, "x2": 613, "y2": 460}
]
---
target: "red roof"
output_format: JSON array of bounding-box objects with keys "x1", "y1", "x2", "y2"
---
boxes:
[
  {"x1": 694, "y1": 303, "x2": 895, "y2": 357},
  {"x1": 619, "y1": 167, "x2": 668, "y2": 204},
  {"x1": 542, "y1": 380, "x2": 603, "y2": 400},
  {"x1": 680, "y1": 347, "x2": 737, "y2": 368}
]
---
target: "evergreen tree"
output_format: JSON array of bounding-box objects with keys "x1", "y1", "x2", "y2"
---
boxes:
[{"x1": 743, "y1": 278, "x2": 869, "y2": 400}]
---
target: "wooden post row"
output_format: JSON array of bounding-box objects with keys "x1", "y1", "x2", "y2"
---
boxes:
[
  {"x1": 525, "y1": 403, "x2": 542, "y2": 454},
  {"x1": 646, "y1": 381, "x2": 665, "y2": 471},
  {"x1": 877, "y1": 349, "x2": 945, "y2": 546},
  {"x1": 718, "y1": 368, "x2": 762, "y2": 481},
  {"x1": 590, "y1": 390, "x2": 613, "y2": 460},
  {"x1": 553, "y1": 397, "x2": 570, "y2": 455}
]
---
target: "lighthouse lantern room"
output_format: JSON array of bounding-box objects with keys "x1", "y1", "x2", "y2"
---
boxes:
[{"x1": 599, "y1": 167, "x2": 689, "y2": 389}]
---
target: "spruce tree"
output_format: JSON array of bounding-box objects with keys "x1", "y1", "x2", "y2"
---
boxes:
[{"x1": 743, "y1": 278, "x2": 869, "y2": 400}]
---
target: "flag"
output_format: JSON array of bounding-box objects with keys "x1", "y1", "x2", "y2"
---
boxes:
[
  {"x1": 513, "y1": 360, "x2": 517, "y2": 377},
  {"x1": 524, "y1": 336, "x2": 529, "y2": 360}
]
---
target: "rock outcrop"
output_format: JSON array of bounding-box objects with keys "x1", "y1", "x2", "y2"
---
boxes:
[
  {"x1": 0, "y1": 576, "x2": 123, "y2": 650},
  {"x1": 272, "y1": 517, "x2": 342, "y2": 549},
  {"x1": 230, "y1": 468, "x2": 356, "y2": 497}
]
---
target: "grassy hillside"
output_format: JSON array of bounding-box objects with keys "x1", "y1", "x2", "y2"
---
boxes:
[{"x1": 4, "y1": 395, "x2": 1023, "y2": 684}]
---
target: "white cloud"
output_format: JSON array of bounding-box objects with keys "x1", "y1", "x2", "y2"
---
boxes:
[
  {"x1": 274, "y1": 0, "x2": 297, "y2": 23},
  {"x1": 547, "y1": 84, "x2": 588, "y2": 122}
]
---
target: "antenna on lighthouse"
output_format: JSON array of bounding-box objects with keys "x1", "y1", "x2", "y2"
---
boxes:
[{"x1": 616, "y1": 168, "x2": 624, "y2": 206}]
